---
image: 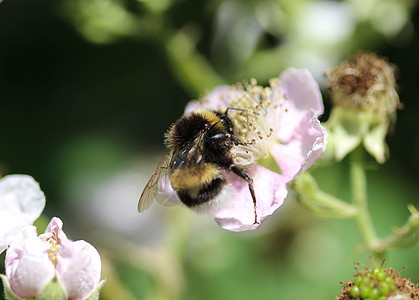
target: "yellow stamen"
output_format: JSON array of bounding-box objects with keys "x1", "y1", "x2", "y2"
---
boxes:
[{"x1": 43, "y1": 231, "x2": 61, "y2": 267}]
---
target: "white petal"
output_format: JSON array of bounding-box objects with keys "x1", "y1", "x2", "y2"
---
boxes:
[{"x1": 0, "y1": 175, "x2": 46, "y2": 253}]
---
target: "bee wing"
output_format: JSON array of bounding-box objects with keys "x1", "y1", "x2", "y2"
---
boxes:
[
  {"x1": 138, "y1": 152, "x2": 173, "y2": 212},
  {"x1": 184, "y1": 129, "x2": 207, "y2": 166}
]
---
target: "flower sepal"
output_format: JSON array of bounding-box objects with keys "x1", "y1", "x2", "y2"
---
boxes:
[
  {"x1": 1, "y1": 274, "x2": 67, "y2": 300},
  {"x1": 1, "y1": 275, "x2": 106, "y2": 300},
  {"x1": 1, "y1": 274, "x2": 30, "y2": 300},
  {"x1": 83, "y1": 279, "x2": 106, "y2": 300},
  {"x1": 36, "y1": 277, "x2": 67, "y2": 300},
  {"x1": 325, "y1": 106, "x2": 389, "y2": 163}
]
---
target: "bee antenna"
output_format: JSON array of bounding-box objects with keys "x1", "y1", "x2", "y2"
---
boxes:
[{"x1": 225, "y1": 107, "x2": 259, "y2": 115}]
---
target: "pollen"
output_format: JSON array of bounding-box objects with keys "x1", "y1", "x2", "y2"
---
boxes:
[
  {"x1": 43, "y1": 231, "x2": 61, "y2": 267},
  {"x1": 214, "y1": 77, "x2": 284, "y2": 166},
  {"x1": 269, "y1": 78, "x2": 281, "y2": 88}
]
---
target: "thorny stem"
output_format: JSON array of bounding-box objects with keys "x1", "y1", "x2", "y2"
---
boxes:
[{"x1": 350, "y1": 147, "x2": 383, "y2": 264}]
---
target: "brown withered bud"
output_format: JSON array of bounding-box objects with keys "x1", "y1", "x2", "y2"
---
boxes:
[
  {"x1": 327, "y1": 51, "x2": 400, "y2": 120},
  {"x1": 325, "y1": 52, "x2": 402, "y2": 163}
]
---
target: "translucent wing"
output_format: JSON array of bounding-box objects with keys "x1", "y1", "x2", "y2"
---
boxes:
[{"x1": 138, "y1": 152, "x2": 173, "y2": 212}]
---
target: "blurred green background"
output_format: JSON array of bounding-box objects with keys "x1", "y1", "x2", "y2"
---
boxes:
[{"x1": 0, "y1": 0, "x2": 418, "y2": 299}]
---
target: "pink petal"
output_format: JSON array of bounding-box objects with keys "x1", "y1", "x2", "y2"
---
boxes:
[
  {"x1": 5, "y1": 227, "x2": 55, "y2": 298},
  {"x1": 185, "y1": 86, "x2": 244, "y2": 114},
  {"x1": 214, "y1": 165, "x2": 287, "y2": 232},
  {"x1": 56, "y1": 239, "x2": 102, "y2": 300},
  {"x1": 297, "y1": 115, "x2": 328, "y2": 175},
  {"x1": 5, "y1": 226, "x2": 39, "y2": 275},
  {"x1": 271, "y1": 114, "x2": 327, "y2": 182},
  {"x1": 275, "y1": 68, "x2": 324, "y2": 142},
  {"x1": 39, "y1": 217, "x2": 67, "y2": 242}
]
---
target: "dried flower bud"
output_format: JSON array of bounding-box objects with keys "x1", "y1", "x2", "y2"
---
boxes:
[
  {"x1": 328, "y1": 51, "x2": 400, "y2": 120},
  {"x1": 325, "y1": 52, "x2": 401, "y2": 163}
]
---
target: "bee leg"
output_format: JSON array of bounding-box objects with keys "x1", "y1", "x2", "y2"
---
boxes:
[
  {"x1": 229, "y1": 165, "x2": 259, "y2": 225},
  {"x1": 248, "y1": 181, "x2": 259, "y2": 225},
  {"x1": 231, "y1": 135, "x2": 246, "y2": 146},
  {"x1": 208, "y1": 132, "x2": 244, "y2": 147}
]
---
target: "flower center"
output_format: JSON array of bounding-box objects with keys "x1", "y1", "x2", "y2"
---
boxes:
[
  {"x1": 220, "y1": 78, "x2": 282, "y2": 166},
  {"x1": 43, "y1": 231, "x2": 61, "y2": 266}
]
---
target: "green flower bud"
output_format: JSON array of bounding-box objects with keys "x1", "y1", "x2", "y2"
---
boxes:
[
  {"x1": 385, "y1": 276, "x2": 394, "y2": 286},
  {"x1": 326, "y1": 52, "x2": 401, "y2": 163},
  {"x1": 360, "y1": 284, "x2": 373, "y2": 298},
  {"x1": 350, "y1": 285, "x2": 360, "y2": 298},
  {"x1": 337, "y1": 265, "x2": 418, "y2": 299},
  {"x1": 376, "y1": 270, "x2": 387, "y2": 281},
  {"x1": 369, "y1": 288, "x2": 380, "y2": 298},
  {"x1": 378, "y1": 281, "x2": 390, "y2": 296}
]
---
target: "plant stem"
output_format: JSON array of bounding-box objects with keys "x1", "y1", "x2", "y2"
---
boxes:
[{"x1": 350, "y1": 147, "x2": 383, "y2": 264}]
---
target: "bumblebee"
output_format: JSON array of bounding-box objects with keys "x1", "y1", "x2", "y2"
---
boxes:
[{"x1": 138, "y1": 109, "x2": 258, "y2": 224}]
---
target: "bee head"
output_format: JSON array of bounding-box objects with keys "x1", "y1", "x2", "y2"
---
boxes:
[{"x1": 219, "y1": 114, "x2": 234, "y2": 135}]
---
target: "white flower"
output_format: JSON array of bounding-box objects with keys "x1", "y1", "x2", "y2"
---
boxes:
[{"x1": 4, "y1": 217, "x2": 103, "y2": 300}]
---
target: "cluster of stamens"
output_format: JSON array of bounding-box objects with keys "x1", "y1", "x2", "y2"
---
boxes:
[
  {"x1": 216, "y1": 78, "x2": 283, "y2": 166},
  {"x1": 43, "y1": 231, "x2": 61, "y2": 267}
]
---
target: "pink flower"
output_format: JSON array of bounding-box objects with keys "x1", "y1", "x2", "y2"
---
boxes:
[
  {"x1": 162, "y1": 68, "x2": 327, "y2": 232},
  {"x1": 0, "y1": 175, "x2": 46, "y2": 253},
  {"x1": 5, "y1": 217, "x2": 102, "y2": 300}
]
